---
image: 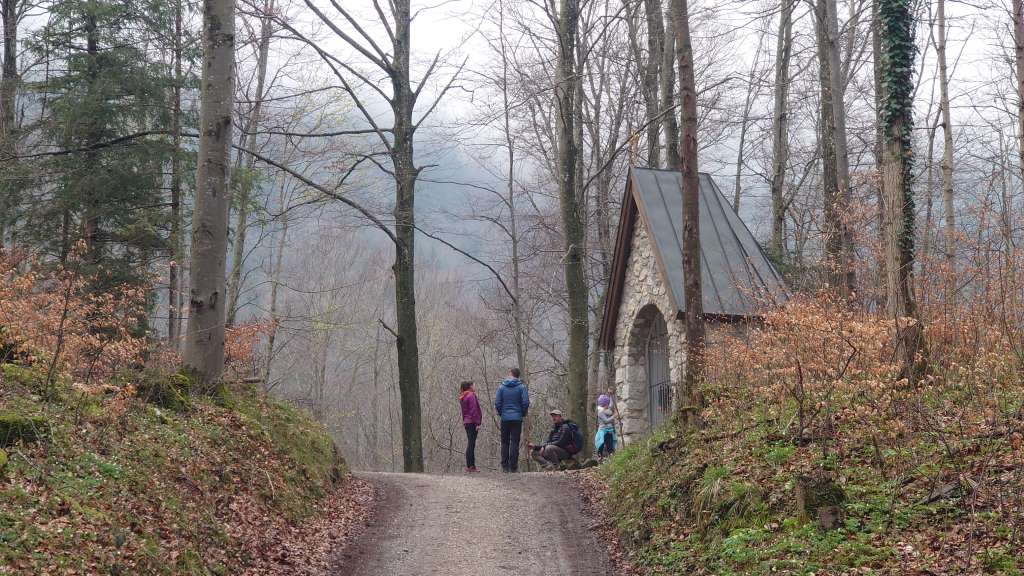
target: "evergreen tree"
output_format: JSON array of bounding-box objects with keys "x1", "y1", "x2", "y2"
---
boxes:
[{"x1": 26, "y1": 0, "x2": 178, "y2": 289}]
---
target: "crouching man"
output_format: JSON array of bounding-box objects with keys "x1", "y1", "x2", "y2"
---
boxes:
[{"x1": 527, "y1": 409, "x2": 582, "y2": 471}]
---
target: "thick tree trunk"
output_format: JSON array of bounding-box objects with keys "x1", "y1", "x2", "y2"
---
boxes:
[
  {"x1": 168, "y1": 0, "x2": 183, "y2": 347},
  {"x1": 642, "y1": 0, "x2": 663, "y2": 167},
  {"x1": 184, "y1": 0, "x2": 235, "y2": 385},
  {"x1": 226, "y1": 0, "x2": 274, "y2": 327},
  {"x1": 815, "y1": 0, "x2": 840, "y2": 289},
  {"x1": 878, "y1": 0, "x2": 923, "y2": 382},
  {"x1": 936, "y1": 0, "x2": 954, "y2": 261},
  {"x1": 769, "y1": 0, "x2": 793, "y2": 260},
  {"x1": 872, "y1": 0, "x2": 885, "y2": 306},
  {"x1": 555, "y1": 0, "x2": 590, "y2": 449},
  {"x1": 391, "y1": 0, "x2": 424, "y2": 473},
  {"x1": 661, "y1": 6, "x2": 679, "y2": 170},
  {"x1": 670, "y1": 0, "x2": 704, "y2": 427},
  {"x1": 0, "y1": 0, "x2": 16, "y2": 245},
  {"x1": 824, "y1": 0, "x2": 854, "y2": 295}
]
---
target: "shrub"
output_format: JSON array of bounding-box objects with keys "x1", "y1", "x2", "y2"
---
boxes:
[{"x1": 0, "y1": 249, "x2": 147, "y2": 387}]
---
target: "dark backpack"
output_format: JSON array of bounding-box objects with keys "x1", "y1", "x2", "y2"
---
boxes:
[{"x1": 563, "y1": 420, "x2": 583, "y2": 455}]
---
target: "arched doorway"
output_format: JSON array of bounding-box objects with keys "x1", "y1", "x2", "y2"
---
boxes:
[
  {"x1": 645, "y1": 313, "x2": 671, "y2": 431},
  {"x1": 620, "y1": 303, "x2": 674, "y2": 440}
]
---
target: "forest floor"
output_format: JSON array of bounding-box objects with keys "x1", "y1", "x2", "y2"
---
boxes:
[{"x1": 333, "y1": 471, "x2": 621, "y2": 576}]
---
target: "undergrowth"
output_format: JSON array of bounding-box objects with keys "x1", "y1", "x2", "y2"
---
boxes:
[
  {"x1": 600, "y1": 295, "x2": 1024, "y2": 575},
  {"x1": 0, "y1": 363, "x2": 347, "y2": 575}
]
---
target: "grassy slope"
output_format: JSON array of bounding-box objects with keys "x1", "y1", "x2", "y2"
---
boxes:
[
  {"x1": 600, "y1": 419, "x2": 1021, "y2": 575},
  {"x1": 0, "y1": 364, "x2": 347, "y2": 575}
]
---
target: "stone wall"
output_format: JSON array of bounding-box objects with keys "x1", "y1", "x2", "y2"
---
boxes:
[
  {"x1": 610, "y1": 220, "x2": 746, "y2": 443},
  {"x1": 611, "y1": 223, "x2": 685, "y2": 444}
]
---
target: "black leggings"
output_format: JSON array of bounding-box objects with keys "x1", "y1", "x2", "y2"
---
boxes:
[{"x1": 464, "y1": 424, "x2": 478, "y2": 468}]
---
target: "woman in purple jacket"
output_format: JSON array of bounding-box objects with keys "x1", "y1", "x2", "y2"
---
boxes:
[{"x1": 459, "y1": 381, "x2": 482, "y2": 473}]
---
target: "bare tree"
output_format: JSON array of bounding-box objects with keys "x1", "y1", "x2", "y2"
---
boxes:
[
  {"x1": 554, "y1": 0, "x2": 591, "y2": 447},
  {"x1": 265, "y1": 0, "x2": 468, "y2": 472},
  {"x1": 732, "y1": 22, "x2": 766, "y2": 214},
  {"x1": 814, "y1": 0, "x2": 840, "y2": 288},
  {"x1": 184, "y1": 0, "x2": 236, "y2": 384},
  {"x1": 643, "y1": 0, "x2": 665, "y2": 166},
  {"x1": 822, "y1": 0, "x2": 854, "y2": 295},
  {"x1": 670, "y1": 0, "x2": 704, "y2": 427},
  {"x1": 935, "y1": 0, "x2": 954, "y2": 260},
  {"x1": 661, "y1": 4, "x2": 680, "y2": 170},
  {"x1": 1014, "y1": 1, "x2": 1024, "y2": 208},
  {"x1": 769, "y1": 0, "x2": 794, "y2": 259},
  {"x1": 226, "y1": 0, "x2": 275, "y2": 327}
]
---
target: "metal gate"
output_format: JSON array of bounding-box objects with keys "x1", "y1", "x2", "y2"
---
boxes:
[{"x1": 646, "y1": 315, "x2": 671, "y2": 431}]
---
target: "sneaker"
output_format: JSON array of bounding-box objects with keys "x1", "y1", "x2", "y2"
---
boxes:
[{"x1": 469, "y1": 467, "x2": 481, "y2": 473}]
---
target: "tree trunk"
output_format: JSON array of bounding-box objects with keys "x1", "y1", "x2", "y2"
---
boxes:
[
  {"x1": 733, "y1": 31, "x2": 764, "y2": 214},
  {"x1": 999, "y1": 132, "x2": 1014, "y2": 255},
  {"x1": 496, "y1": 0, "x2": 528, "y2": 380},
  {"x1": 670, "y1": 0, "x2": 704, "y2": 427},
  {"x1": 168, "y1": 0, "x2": 183, "y2": 347},
  {"x1": 83, "y1": 13, "x2": 100, "y2": 262},
  {"x1": 226, "y1": 0, "x2": 274, "y2": 328},
  {"x1": 661, "y1": 6, "x2": 679, "y2": 170},
  {"x1": 1016, "y1": 0, "x2": 1024, "y2": 198},
  {"x1": 872, "y1": 0, "x2": 885, "y2": 306},
  {"x1": 824, "y1": 0, "x2": 854, "y2": 296},
  {"x1": 184, "y1": 0, "x2": 235, "y2": 385},
  {"x1": 878, "y1": 0, "x2": 923, "y2": 382},
  {"x1": 922, "y1": 108, "x2": 937, "y2": 264},
  {"x1": 815, "y1": 0, "x2": 840, "y2": 289},
  {"x1": 642, "y1": 0, "x2": 663, "y2": 167},
  {"x1": 936, "y1": 0, "x2": 954, "y2": 262},
  {"x1": 555, "y1": 0, "x2": 590, "y2": 449},
  {"x1": 769, "y1": 0, "x2": 793, "y2": 260},
  {"x1": 0, "y1": 0, "x2": 17, "y2": 245},
  {"x1": 263, "y1": 203, "x2": 288, "y2": 386},
  {"x1": 391, "y1": 0, "x2": 424, "y2": 473}
]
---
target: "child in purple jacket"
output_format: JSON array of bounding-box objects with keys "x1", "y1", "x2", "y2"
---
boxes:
[{"x1": 459, "y1": 381, "x2": 482, "y2": 473}]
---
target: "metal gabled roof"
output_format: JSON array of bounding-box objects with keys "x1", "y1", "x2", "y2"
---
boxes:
[{"x1": 599, "y1": 168, "x2": 788, "y2": 350}]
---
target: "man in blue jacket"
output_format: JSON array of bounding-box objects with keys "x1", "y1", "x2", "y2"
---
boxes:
[{"x1": 494, "y1": 367, "x2": 529, "y2": 472}]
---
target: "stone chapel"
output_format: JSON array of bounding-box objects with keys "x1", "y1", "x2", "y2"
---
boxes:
[{"x1": 598, "y1": 168, "x2": 789, "y2": 443}]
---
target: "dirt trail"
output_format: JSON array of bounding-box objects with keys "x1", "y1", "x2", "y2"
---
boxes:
[{"x1": 332, "y1": 472, "x2": 619, "y2": 576}]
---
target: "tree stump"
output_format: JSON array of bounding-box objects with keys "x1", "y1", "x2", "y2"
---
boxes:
[{"x1": 795, "y1": 474, "x2": 846, "y2": 530}]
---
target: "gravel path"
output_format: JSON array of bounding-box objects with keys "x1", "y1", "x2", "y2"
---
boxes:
[{"x1": 332, "y1": 472, "x2": 619, "y2": 576}]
